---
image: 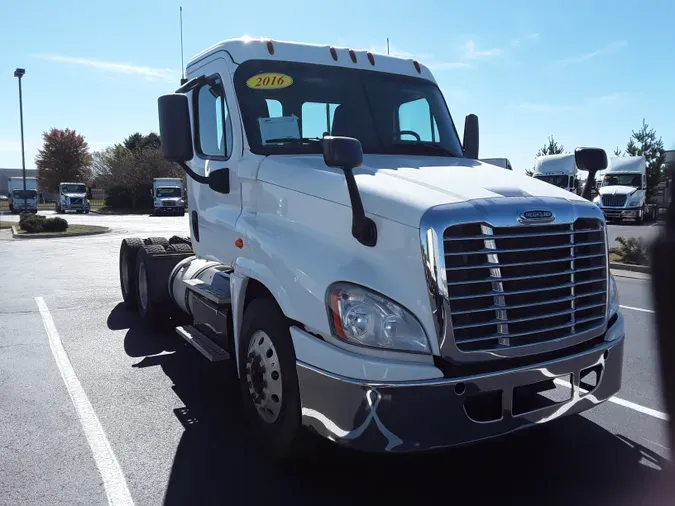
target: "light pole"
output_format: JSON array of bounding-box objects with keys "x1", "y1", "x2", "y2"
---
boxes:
[{"x1": 14, "y1": 68, "x2": 26, "y2": 192}]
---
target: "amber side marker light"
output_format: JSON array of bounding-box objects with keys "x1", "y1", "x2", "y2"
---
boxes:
[{"x1": 234, "y1": 238, "x2": 244, "y2": 249}]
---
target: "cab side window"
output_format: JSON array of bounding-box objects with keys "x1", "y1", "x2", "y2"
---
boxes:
[
  {"x1": 397, "y1": 98, "x2": 439, "y2": 142},
  {"x1": 195, "y1": 76, "x2": 233, "y2": 159}
]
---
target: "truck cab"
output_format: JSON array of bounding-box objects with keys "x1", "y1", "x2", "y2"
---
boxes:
[
  {"x1": 8, "y1": 176, "x2": 38, "y2": 213},
  {"x1": 56, "y1": 182, "x2": 90, "y2": 214},
  {"x1": 119, "y1": 37, "x2": 624, "y2": 458},
  {"x1": 533, "y1": 154, "x2": 579, "y2": 193},
  {"x1": 152, "y1": 177, "x2": 185, "y2": 216},
  {"x1": 594, "y1": 156, "x2": 648, "y2": 223}
]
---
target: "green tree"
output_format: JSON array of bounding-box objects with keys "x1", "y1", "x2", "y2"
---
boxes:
[
  {"x1": 536, "y1": 135, "x2": 566, "y2": 157},
  {"x1": 35, "y1": 128, "x2": 92, "y2": 192},
  {"x1": 625, "y1": 119, "x2": 665, "y2": 197},
  {"x1": 613, "y1": 147, "x2": 623, "y2": 156},
  {"x1": 123, "y1": 132, "x2": 161, "y2": 153}
]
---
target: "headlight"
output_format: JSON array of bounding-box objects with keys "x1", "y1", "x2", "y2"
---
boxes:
[
  {"x1": 608, "y1": 274, "x2": 619, "y2": 318},
  {"x1": 327, "y1": 282, "x2": 431, "y2": 354},
  {"x1": 628, "y1": 197, "x2": 641, "y2": 207},
  {"x1": 593, "y1": 196, "x2": 601, "y2": 204}
]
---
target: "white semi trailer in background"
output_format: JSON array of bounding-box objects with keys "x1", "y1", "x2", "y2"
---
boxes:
[
  {"x1": 594, "y1": 156, "x2": 655, "y2": 223},
  {"x1": 533, "y1": 154, "x2": 579, "y2": 193},
  {"x1": 152, "y1": 177, "x2": 185, "y2": 216},
  {"x1": 8, "y1": 176, "x2": 38, "y2": 213},
  {"x1": 118, "y1": 38, "x2": 623, "y2": 459}
]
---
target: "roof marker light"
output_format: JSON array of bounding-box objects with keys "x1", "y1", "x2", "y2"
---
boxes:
[
  {"x1": 367, "y1": 52, "x2": 375, "y2": 66},
  {"x1": 329, "y1": 46, "x2": 338, "y2": 61},
  {"x1": 349, "y1": 49, "x2": 357, "y2": 63},
  {"x1": 266, "y1": 40, "x2": 275, "y2": 55},
  {"x1": 413, "y1": 60, "x2": 421, "y2": 73}
]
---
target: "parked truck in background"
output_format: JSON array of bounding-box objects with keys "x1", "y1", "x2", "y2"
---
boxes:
[
  {"x1": 8, "y1": 177, "x2": 38, "y2": 213},
  {"x1": 533, "y1": 154, "x2": 579, "y2": 193},
  {"x1": 594, "y1": 156, "x2": 656, "y2": 223},
  {"x1": 152, "y1": 177, "x2": 185, "y2": 216},
  {"x1": 118, "y1": 38, "x2": 624, "y2": 458},
  {"x1": 56, "y1": 182, "x2": 90, "y2": 214},
  {"x1": 480, "y1": 158, "x2": 513, "y2": 170}
]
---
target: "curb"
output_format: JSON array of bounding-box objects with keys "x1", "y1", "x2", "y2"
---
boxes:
[
  {"x1": 609, "y1": 261, "x2": 650, "y2": 274},
  {"x1": 12, "y1": 225, "x2": 111, "y2": 239}
]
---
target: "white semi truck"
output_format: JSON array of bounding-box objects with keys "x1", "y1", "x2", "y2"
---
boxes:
[
  {"x1": 152, "y1": 177, "x2": 185, "y2": 216},
  {"x1": 594, "y1": 156, "x2": 654, "y2": 223},
  {"x1": 533, "y1": 154, "x2": 579, "y2": 193},
  {"x1": 56, "y1": 182, "x2": 90, "y2": 213},
  {"x1": 118, "y1": 38, "x2": 624, "y2": 458},
  {"x1": 8, "y1": 176, "x2": 38, "y2": 213}
]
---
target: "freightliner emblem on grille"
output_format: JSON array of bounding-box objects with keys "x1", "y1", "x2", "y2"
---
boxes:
[{"x1": 518, "y1": 210, "x2": 555, "y2": 224}]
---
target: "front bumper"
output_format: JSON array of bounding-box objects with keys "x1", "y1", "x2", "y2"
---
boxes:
[
  {"x1": 600, "y1": 206, "x2": 641, "y2": 220},
  {"x1": 154, "y1": 205, "x2": 184, "y2": 213},
  {"x1": 297, "y1": 313, "x2": 624, "y2": 453}
]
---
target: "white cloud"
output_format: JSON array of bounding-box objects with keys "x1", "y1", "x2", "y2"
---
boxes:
[
  {"x1": 461, "y1": 40, "x2": 503, "y2": 60},
  {"x1": 511, "y1": 32, "x2": 540, "y2": 47},
  {"x1": 34, "y1": 54, "x2": 175, "y2": 82},
  {"x1": 552, "y1": 41, "x2": 627, "y2": 69}
]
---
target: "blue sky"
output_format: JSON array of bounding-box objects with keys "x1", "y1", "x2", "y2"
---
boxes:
[{"x1": 1, "y1": 0, "x2": 673, "y2": 173}]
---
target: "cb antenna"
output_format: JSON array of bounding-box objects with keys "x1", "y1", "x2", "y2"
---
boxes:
[
  {"x1": 180, "y1": 6, "x2": 187, "y2": 85},
  {"x1": 387, "y1": 37, "x2": 390, "y2": 55}
]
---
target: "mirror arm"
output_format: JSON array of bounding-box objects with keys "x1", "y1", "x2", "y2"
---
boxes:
[
  {"x1": 342, "y1": 167, "x2": 377, "y2": 247},
  {"x1": 581, "y1": 169, "x2": 598, "y2": 200},
  {"x1": 176, "y1": 161, "x2": 209, "y2": 185}
]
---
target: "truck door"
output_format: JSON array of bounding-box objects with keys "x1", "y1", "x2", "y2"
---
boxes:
[{"x1": 188, "y1": 55, "x2": 243, "y2": 266}]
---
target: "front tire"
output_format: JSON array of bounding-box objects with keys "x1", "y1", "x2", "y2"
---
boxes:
[{"x1": 239, "y1": 298, "x2": 303, "y2": 460}]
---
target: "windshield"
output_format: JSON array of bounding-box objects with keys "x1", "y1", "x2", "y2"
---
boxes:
[
  {"x1": 534, "y1": 174, "x2": 570, "y2": 188},
  {"x1": 157, "y1": 187, "x2": 182, "y2": 198},
  {"x1": 233, "y1": 60, "x2": 463, "y2": 157},
  {"x1": 13, "y1": 189, "x2": 37, "y2": 199},
  {"x1": 602, "y1": 173, "x2": 642, "y2": 188},
  {"x1": 61, "y1": 184, "x2": 86, "y2": 194}
]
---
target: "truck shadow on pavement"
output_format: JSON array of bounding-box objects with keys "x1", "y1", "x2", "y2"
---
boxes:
[{"x1": 114, "y1": 307, "x2": 668, "y2": 506}]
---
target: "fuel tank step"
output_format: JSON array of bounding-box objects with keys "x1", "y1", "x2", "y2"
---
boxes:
[
  {"x1": 176, "y1": 325, "x2": 230, "y2": 362},
  {"x1": 182, "y1": 278, "x2": 231, "y2": 305}
]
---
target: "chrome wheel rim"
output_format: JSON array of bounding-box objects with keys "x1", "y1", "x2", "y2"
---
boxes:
[
  {"x1": 245, "y1": 330, "x2": 283, "y2": 423},
  {"x1": 138, "y1": 261, "x2": 148, "y2": 312}
]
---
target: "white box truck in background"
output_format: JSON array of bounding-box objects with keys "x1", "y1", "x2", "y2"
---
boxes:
[
  {"x1": 594, "y1": 156, "x2": 655, "y2": 223},
  {"x1": 8, "y1": 177, "x2": 38, "y2": 213},
  {"x1": 152, "y1": 177, "x2": 185, "y2": 216},
  {"x1": 56, "y1": 182, "x2": 90, "y2": 213},
  {"x1": 480, "y1": 158, "x2": 513, "y2": 170},
  {"x1": 533, "y1": 154, "x2": 579, "y2": 193}
]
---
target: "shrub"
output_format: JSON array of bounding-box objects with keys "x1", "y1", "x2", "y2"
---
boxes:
[
  {"x1": 20, "y1": 214, "x2": 46, "y2": 233},
  {"x1": 42, "y1": 217, "x2": 69, "y2": 232},
  {"x1": 18, "y1": 214, "x2": 69, "y2": 233},
  {"x1": 610, "y1": 236, "x2": 649, "y2": 265},
  {"x1": 19, "y1": 212, "x2": 36, "y2": 225}
]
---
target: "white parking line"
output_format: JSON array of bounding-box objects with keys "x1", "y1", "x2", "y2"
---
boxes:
[
  {"x1": 554, "y1": 379, "x2": 668, "y2": 421},
  {"x1": 35, "y1": 297, "x2": 134, "y2": 506},
  {"x1": 620, "y1": 305, "x2": 655, "y2": 314}
]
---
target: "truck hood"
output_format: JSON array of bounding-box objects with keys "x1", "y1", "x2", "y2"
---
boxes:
[
  {"x1": 63, "y1": 193, "x2": 87, "y2": 198},
  {"x1": 598, "y1": 185, "x2": 637, "y2": 196},
  {"x1": 258, "y1": 154, "x2": 584, "y2": 227}
]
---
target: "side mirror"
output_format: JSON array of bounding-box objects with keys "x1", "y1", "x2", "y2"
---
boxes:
[
  {"x1": 576, "y1": 147, "x2": 608, "y2": 201},
  {"x1": 322, "y1": 136, "x2": 376, "y2": 247},
  {"x1": 322, "y1": 136, "x2": 363, "y2": 170},
  {"x1": 463, "y1": 114, "x2": 479, "y2": 159},
  {"x1": 158, "y1": 94, "x2": 193, "y2": 162}
]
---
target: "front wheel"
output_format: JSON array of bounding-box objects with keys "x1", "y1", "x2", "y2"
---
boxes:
[{"x1": 239, "y1": 298, "x2": 303, "y2": 460}]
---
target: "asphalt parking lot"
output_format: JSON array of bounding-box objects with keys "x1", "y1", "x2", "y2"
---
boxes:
[{"x1": 0, "y1": 213, "x2": 671, "y2": 505}]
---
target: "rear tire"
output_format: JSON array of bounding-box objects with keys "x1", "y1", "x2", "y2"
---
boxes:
[
  {"x1": 135, "y1": 245, "x2": 171, "y2": 324},
  {"x1": 145, "y1": 236, "x2": 169, "y2": 249},
  {"x1": 238, "y1": 298, "x2": 304, "y2": 460},
  {"x1": 166, "y1": 243, "x2": 193, "y2": 253},
  {"x1": 119, "y1": 238, "x2": 144, "y2": 309}
]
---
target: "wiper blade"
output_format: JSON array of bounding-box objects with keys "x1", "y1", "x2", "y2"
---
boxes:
[
  {"x1": 394, "y1": 141, "x2": 454, "y2": 156},
  {"x1": 264, "y1": 137, "x2": 322, "y2": 145}
]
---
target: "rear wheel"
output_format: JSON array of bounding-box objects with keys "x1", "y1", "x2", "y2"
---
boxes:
[
  {"x1": 136, "y1": 245, "x2": 171, "y2": 324},
  {"x1": 145, "y1": 236, "x2": 169, "y2": 249},
  {"x1": 166, "y1": 243, "x2": 193, "y2": 253},
  {"x1": 239, "y1": 298, "x2": 304, "y2": 460},
  {"x1": 119, "y1": 238, "x2": 144, "y2": 309}
]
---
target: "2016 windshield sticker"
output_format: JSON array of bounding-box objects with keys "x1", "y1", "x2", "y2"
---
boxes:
[{"x1": 246, "y1": 73, "x2": 293, "y2": 90}]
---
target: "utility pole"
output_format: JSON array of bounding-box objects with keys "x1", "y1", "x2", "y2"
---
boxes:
[{"x1": 14, "y1": 68, "x2": 26, "y2": 192}]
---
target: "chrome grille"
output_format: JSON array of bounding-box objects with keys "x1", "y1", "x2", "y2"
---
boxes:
[
  {"x1": 601, "y1": 194, "x2": 627, "y2": 207},
  {"x1": 70, "y1": 197, "x2": 83, "y2": 205},
  {"x1": 443, "y1": 219, "x2": 607, "y2": 352},
  {"x1": 164, "y1": 200, "x2": 176, "y2": 207}
]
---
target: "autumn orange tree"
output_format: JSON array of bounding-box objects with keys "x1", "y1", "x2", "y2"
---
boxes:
[{"x1": 35, "y1": 128, "x2": 92, "y2": 192}]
